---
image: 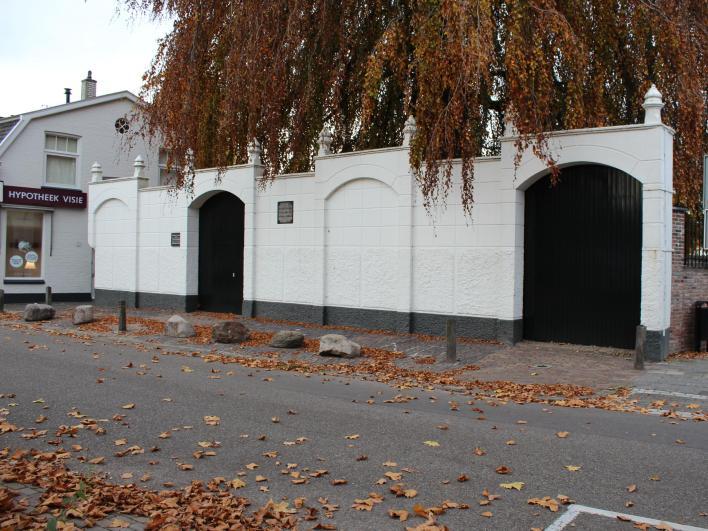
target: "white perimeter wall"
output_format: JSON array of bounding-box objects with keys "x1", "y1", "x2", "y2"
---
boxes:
[{"x1": 88, "y1": 122, "x2": 674, "y2": 334}]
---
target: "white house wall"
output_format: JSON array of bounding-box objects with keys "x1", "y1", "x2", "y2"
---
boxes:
[
  {"x1": 88, "y1": 121, "x2": 674, "y2": 359},
  {"x1": 0, "y1": 97, "x2": 160, "y2": 299}
]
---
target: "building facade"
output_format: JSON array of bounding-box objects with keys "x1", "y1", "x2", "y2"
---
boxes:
[
  {"x1": 88, "y1": 87, "x2": 675, "y2": 360},
  {"x1": 0, "y1": 73, "x2": 162, "y2": 302}
]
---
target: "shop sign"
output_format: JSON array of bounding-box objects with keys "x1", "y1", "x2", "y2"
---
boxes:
[{"x1": 1, "y1": 184, "x2": 86, "y2": 209}]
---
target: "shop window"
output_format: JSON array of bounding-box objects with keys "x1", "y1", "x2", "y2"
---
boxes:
[
  {"x1": 5, "y1": 210, "x2": 43, "y2": 279},
  {"x1": 45, "y1": 133, "x2": 78, "y2": 187},
  {"x1": 159, "y1": 148, "x2": 177, "y2": 185}
]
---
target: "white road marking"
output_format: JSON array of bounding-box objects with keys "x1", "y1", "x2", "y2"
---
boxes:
[
  {"x1": 632, "y1": 388, "x2": 708, "y2": 401},
  {"x1": 545, "y1": 504, "x2": 708, "y2": 531}
]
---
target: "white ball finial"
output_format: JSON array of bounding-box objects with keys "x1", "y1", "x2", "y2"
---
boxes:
[
  {"x1": 247, "y1": 139, "x2": 262, "y2": 165},
  {"x1": 402, "y1": 115, "x2": 417, "y2": 147},
  {"x1": 318, "y1": 126, "x2": 333, "y2": 156},
  {"x1": 90, "y1": 161, "x2": 103, "y2": 182},
  {"x1": 643, "y1": 84, "x2": 664, "y2": 124},
  {"x1": 133, "y1": 155, "x2": 146, "y2": 178}
]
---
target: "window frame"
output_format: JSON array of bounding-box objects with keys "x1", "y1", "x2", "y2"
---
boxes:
[
  {"x1": 44, "y1": 132, "x2": 80, "y2": 189},
  {"x1": 158, "y1": 148, "x2": 177, "y2": 186},
  {"x1": 2, "y1": 207, "x2": 48, "y2": 283}
]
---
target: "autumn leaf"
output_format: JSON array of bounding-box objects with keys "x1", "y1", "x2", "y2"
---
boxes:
[
  {"x1": 331, "y1": 479, "x2": 348, "y2": 485},
  {"x1": 108, "y1": 518, "x2": 130, "y2": 528},
  {"x1": 627, "y1": 484, "x2": 638, "y2": 493},
  {"x1": 385, "y1": 471, "x2": 402, "y2": 481},
  {"x1": 481, "y1": 511, "x2": 493, "y2": 517},
  {"x1": 231, "y1": 478, "x2": 246, "y2": 489},
  {"x1": 345, "y1": 434, "x2": 360, "y2": 440},
  {"x1": 565, "y1": 465, "x2": 582, "y2": 472},
  {"x1": 423, "y1": 440, "x2": 440, "y2": 447},
  {"x1": 88, "y1": 456, "x2": 105, "y2": 465},
  {"x1": 388, "y1": 509, "x2": 408, "y2": 521},
  {"x1": 203, "y1": 415, "x2": 220, "y2": 426},
  {"x1": 495, "y1": 465, "x2": 512, "y2": 475},
  {"x1": 255, "y1": 475, "x2": 267, "y2": 482},
  {"x1": 121, "y1": 403, "x2": 135, "y2": 410},
  {"x1": 500, "y1": 482, "x2": 524, "y2": 490},
  {"x1": 528, "y1": 496, "x2": 559, "y2": 512},
  {"x1": 556, "y1": 431, "x2": 570, "y2": 438},
  {"x1": 474, "y1": 447, "x2": 486, "y2": 456}
]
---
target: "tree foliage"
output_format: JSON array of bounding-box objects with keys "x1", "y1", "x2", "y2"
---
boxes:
[{"x1": 126, "y1": 0, "x2": 707, "y2": 211}]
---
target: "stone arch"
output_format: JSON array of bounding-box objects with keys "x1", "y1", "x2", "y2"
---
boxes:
[
  {"x1": 324, "y1": 177, "x2": 400, "y2": 311},
  {"x1": 514, "y1": 144, "x2": 643, "y2": 191}
]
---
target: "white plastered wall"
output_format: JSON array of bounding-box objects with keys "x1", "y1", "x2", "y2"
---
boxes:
[{"x1": 88, "y1": 121, "x2": 673, "y2": 337}]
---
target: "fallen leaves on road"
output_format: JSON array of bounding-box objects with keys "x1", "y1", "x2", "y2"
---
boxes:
[
  {"x1": 423, "y1": 440, "x2": 440, "y2": 447},
  {"x1": 556, "y1": 431, "x2": 570, "y2": 438},
  {"x1": 0, "y1": 448, "x2": 302, "y2": 528}
]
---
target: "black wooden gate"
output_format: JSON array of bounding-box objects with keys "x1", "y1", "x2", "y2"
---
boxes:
[
  {"x1": 523, "y1": 164, "x2": 642, "y2": 349},
  {"x1": 198, "y1": 193, "x2": 245, "y2": 313}
]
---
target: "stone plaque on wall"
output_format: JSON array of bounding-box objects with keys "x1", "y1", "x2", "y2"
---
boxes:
[{"x1": 277, "y1": 201, "x2": 294, "y2": 224}]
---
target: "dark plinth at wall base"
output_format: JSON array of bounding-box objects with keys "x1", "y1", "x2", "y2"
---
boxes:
[
  {"x1": 244, "y1": 299, "x2": 522, "y2": 344},
  {"x1": 645, "y1": 329, "x2": 669, "y2": 362},
  {"x1": 93, "y1": 290, "x2": 197, "y2": 312},
  {"x1": 247, "y1": 300, "x2": 324, "y2": 326},
  {"x1": 3, "y1": 292, "x2": 92, "y2": 303}
]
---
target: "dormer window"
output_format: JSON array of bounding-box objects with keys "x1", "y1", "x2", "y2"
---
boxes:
[{"x1": 45, "y1": 133, "x2": 79, "y2": 187}]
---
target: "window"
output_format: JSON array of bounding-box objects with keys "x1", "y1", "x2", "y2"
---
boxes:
[
  {"x1": 114, "y1": 118, "x2": 129, "y2": 134},
  {"x1": 5, "y1": 210, "x2": 43, "y2": 279},
  {"x1": 159, "y1": 148, "x2": 177, "y2": 185},
  {"x1": 45, "y1": 133, "x2": 78, "y2": 187}
]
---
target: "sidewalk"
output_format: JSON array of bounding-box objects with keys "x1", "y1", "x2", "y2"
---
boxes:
[{"x1": 4, "y1": 303, "x2": 708, "y2": 401}]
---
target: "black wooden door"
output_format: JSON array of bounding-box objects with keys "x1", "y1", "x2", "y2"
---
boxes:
[
  {"x1": 523, "y1": 165, "x2": 642, "y2": 349},
  {"x1": 198, "y1": 193, "x2": 245, "y2": 313}
]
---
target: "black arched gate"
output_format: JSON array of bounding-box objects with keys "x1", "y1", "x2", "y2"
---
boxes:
[
  {"x1": 523, "y1": 164, "x2": 642, "y2": 349},
  {"x1": 198, "y1": 192, "x2": 245, "y2": 313}
]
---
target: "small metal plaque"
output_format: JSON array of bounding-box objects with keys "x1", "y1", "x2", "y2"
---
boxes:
[
  {"x1": 277, "y1": 201, "x2": 294, "y2": 224},
  {"x1": 171, "y1": 232, "x2": 181, "y2": 247}
]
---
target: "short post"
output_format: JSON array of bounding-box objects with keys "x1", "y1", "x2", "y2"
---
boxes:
[
  {"x1": 634, "y1": 325, "x2": 646, "y2": 370},
  {"x1": 45, "y1": 286, "x2": 52, "y2": 306},
  {"x1": 446, "y1": 319, "x2": 457, "y2": 363},
  {"x1": 118, "y1": 300, "x2": 127, "y2": 332},
  {"x1": 0, "y1": 289, "x2": 4, "y2": 313}
]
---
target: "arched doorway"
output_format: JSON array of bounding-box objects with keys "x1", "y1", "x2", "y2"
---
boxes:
[
  {"x1": 198, "y1": 192, "x2": 245, "y2": 313},
  {"x1": 523, "y1": 164, "x2": 642, "y2": 349}
]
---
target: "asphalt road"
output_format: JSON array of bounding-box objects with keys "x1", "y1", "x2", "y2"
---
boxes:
[{"x1": 1, "y1": 323, "x2": 707, "y2": 530}]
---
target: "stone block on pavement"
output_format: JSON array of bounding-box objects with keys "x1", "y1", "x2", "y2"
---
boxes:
[
  {"x1": 72, "y1": 305, "x2": 94, "y2": 325},
  {"x1": 319, "y1": 334, "x2": 361, "y2": 358},
  {"x1": 165, "y1": 315, "x2": 196, "y2": 338},
  {"x1": 212, "y1": 321, "x2": 250, "y2": 343},
  {"x1": 269, "y1": 330, "x2": 305, "y2": 348},
  {"x1": 23, "y1": 303, "x2": 55, "y2": 322}
]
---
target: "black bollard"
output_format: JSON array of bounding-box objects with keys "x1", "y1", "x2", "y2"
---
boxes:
[
  {"x1": 45, "y1": 286, "x2": 52, "y2": 306},
  {"x1": 118, "y1": 300, "x2": 127, "y2": 332},
  {"x1": 0, "y1": 289, "x2": 4, "y2": 313},
  {"x1": 634, "y1": 325, "x2": 646, "y2": 370},
  {"x1": 446, "y1": 319, "x2": 457, "y2": 363}
]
